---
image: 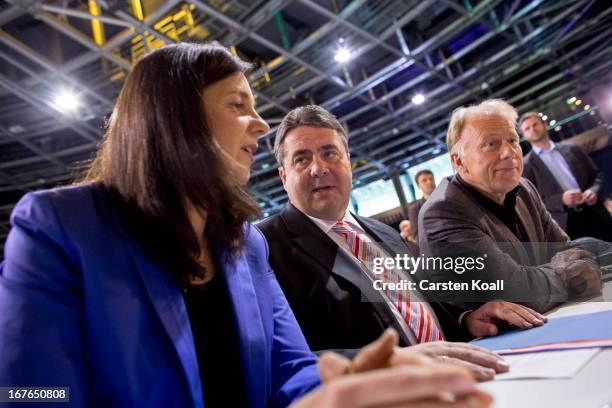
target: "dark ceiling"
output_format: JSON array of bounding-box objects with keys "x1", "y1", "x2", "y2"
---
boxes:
[{"x1": 1, "y1": 0, "x2": 611, "y2": 254}]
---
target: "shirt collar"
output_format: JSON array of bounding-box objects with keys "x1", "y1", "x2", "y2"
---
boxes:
[
  {"x1": 306, "y1": 208, "x2": 364, "y2": 234},
  {"x1": 456, "y1": 173, "x2": 521, "y2": 212},
  {"x1": 532, "y1": 140, "x2": 556, "y2": 155}
]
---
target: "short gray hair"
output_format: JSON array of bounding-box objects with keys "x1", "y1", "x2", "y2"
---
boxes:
[
  {"x1": 446, "y1": 99, "x2": 518, "y2": 153},
  {"x1": 274, "y1": 105, "x2": 348, "y2": 166}
]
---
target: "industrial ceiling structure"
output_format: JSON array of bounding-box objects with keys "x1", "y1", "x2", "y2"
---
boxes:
[{"x1": 1, "y1": 0, "x2": 611, "y2": 253}]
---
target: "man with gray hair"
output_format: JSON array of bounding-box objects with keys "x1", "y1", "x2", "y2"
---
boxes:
[{"x1": 419, "y1": 99, "x2": 602, "y2": 313}]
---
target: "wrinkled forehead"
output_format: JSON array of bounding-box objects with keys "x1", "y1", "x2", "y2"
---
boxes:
[
  {"x1": 462, "y1": 113, "x2": 516, "y2": 139},
  {"x1": 285, "y1": 126, "x2": 345, "y2": 151}
]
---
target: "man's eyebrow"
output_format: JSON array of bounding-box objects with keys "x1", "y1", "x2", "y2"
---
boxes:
[
  {"x1": 319, "y1": 144, "x2": 340, "y2": 151},
  {"x1": 290, "y1": 148, "x2": 312, "y2": 158}
]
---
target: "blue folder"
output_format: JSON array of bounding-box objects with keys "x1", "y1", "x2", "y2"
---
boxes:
[{"x1": 471, "y1": 309, "x2": 612, "y2": 351}]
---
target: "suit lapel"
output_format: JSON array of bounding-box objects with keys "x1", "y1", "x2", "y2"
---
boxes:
[
  {"x1": 281, "y1": 204, "x2": 414, "y2": 344},
  {"x1": 281, "y1": 204, "x2": 341, "y2": 274},
  {"x1": 112, "y1": 210, "x2": 203, "y2": 408},
  {"x1": 528, "y1": 150, "x2": 564, "y2": 192}
]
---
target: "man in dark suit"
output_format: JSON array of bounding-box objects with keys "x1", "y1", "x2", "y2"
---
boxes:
[
  {"x1": 419, "y1": 99, "x2": 602, "y2": 314},
  {"x1": 409, "y1": 169, "x2": 436, "y2": 241},
  {"x1": 259, "y1": 105, "x2": 549, "y2": 381},
  {"x1": 519, "y1": 112, "x2": 612, "y2": 241}
]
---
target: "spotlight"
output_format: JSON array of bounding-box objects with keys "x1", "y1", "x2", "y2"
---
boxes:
[
  {"x1": 584, "y1": 105, "x2": 591, "y2": 110},
  {"x1": 554, "y1": 126, "x2": 562, "y2": 132},
  {"x1": 411, "y1": 93, "x2": 425, "y2": 105},
  {"x1": 334, "y1": 47, "x2": 352, "y2": 63},
  {"x1": 538, "y1": 112, "x2": 543, "y2": 117},
  {"x1": 541, "y1": 115, "x2": 548, "y2": 121},
  {"x1": 567, "y1": 97, "x2": 576, "y2": 104},
  {"x1": 53, "y1": 90, "x2": 80, "y2": 113},
  {"x1": 575, "y1": 99, "x2": 582, "y2": 106},
  {"x1": 549, "y1": 120, "x2": 557, "y2": 126}
]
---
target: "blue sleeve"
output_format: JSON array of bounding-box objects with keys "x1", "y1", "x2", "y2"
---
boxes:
[
  {"x1": 251, "y1": 229, "x2": 320, "y2": 407},
  {"x1": 0, "y1": 192, "x2": 87, "y2": 407},
  {"x1": 268, "y1": 265, "x2": 321, "y2": 407}
]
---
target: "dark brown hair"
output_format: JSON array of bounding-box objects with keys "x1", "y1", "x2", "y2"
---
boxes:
[
  {"x1": 518, "y1": 111, "x2": 544, "y2": 129},
  {"x1": 84, "y1": 43, "x2": 260, "y2": 285},
  {"x1": 274, "y1": 105, "x2": 348, "y2": 165},
  {"x1": 414, "y1": 169, "x2": 433, "y2": 185}
]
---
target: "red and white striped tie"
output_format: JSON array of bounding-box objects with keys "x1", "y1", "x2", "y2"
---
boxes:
[{"x1": 331, "y1": 221, "x2": 443, "y2": 343}]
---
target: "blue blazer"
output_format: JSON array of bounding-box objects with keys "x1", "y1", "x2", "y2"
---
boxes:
[{"x1": 0, "y1": 184, "x2": 320, "y2": 407}]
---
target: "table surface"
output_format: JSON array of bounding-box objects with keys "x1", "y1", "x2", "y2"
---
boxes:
[{"x1": 477, "y1": 282, "x2": 612, "y2": 408}]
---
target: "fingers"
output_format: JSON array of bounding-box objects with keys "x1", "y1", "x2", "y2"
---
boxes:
[
  {"x1": 435, "y1": 356, "x2": 496, "y2": 381},
  {"x1": 318, "y1": 352, "x2": 352, "y2": 383},
  {"x1": 329, "y1": 363, "x2": 477, "y2": 407},
  {"x1": 506, "y1": 303, "x2": 547, "y2": 327},
  {"x1": 467, "y1": 319, "x2": 499, "y2": 338},
  {"x1": 388, "y1": 349, "x2": 434, "y2": 367},
  {"x1": 351, "y1": 328, "x2": 399, "y2": 373},
  {"x1": 397, "y1": 389, "x2": 493, "y2": 408},
  {"x1": 438, "y1": 343, "x2": 509, "y2": 374}
]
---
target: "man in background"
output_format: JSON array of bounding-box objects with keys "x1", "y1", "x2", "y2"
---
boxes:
[
  {"x1": 519, "y1": 112, "x2": 612, "y2": 241},
  {"x1": 409, "y1": 169, "x2": 436, "y2": 241}
]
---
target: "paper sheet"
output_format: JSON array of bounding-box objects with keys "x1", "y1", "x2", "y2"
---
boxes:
[
  {"x1": 471, "y1": 309, "x2": 612, "y2": 353},
  {"x1": 493, "y1": 348, "x2": 600, "y2": 381}
]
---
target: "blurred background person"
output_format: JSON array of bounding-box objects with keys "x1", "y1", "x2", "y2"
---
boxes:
[
  {"x1": 409, "y1": 169, "x2": 436, "y2": 241},
  {"x1": 520, "y1": 112, "x2": 612, "y2": 241}
]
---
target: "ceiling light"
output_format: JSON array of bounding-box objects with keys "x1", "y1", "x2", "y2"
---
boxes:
[
  {"x1": 53, "y1": 90, "x2": 80, "y2": 113},
  {"x1": 541, "y1": 115, "x2": 548, "y2": 121},
  {"x1": 567, "y1": 97, "x2": 576, "y2": 104},
  {"x1": 575, "y1": 99, "x2": 582, "y2": 105},
  {"x1": 411, "y1": 93, "x2": 425, "y2": 105},
  {"x1": 584, "y1": 105, "x2": 591, "y2": 110},
  {"x1": 334, "y1": 47, "x2": 352, "y2": 63},
  {"x1": 554, "y1": 126, "x2": 562, "y2": 131},
  {"x1": 549, "y1": 120, "x2": 557, "y2": 126},
  {"x1": 538, "y1": 112, "x2": 543, "y2": 117}
]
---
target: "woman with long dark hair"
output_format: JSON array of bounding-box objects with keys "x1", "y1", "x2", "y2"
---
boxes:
[{"x1": 0, "y1": 43, "x2": 488, "y2": 407}]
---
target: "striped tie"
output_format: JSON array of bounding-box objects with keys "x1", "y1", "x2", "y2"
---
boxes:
[{"x1": 331, "y1": 221, "x2": 443, "y2": 343}]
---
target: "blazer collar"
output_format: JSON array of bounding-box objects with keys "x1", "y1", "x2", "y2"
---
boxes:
[
  {"x1": 214, "y1": 237, "x2": 267, "y2": 405},
  {"x1": 280, "y1": 203, "x2": 414, "y2": 345},
  {"x1": 526, "y1": 151, "x2": 564, "y2": 192},
  {"x1": 111, "y1": 206, "x2": 203, "y2": 408},
  {"x1": 450, "y1": 176, "x2": 533, "y2": 264}
]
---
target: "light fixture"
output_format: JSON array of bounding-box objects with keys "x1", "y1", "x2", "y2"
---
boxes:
[
  {"x1": 549, "y1": 120, "x2": 557, "y2": 126},
  {"x1": 411, "y1": 93, "x2": 425, "y2": 105},
  {"x1": 541, "y1": 115, "x2": 548, "y2": 121},
  {"x1": 584, "y1": 105, "x2": 591, "y2": 110},
  {"x1": 53, "y1": 89, "x2": 80, "y2": 113},
  {"x1": 433, "y1": 147, "x2": 441, "y2": 154},
  {"x1": 554, "y1": 126, "x2": 562, "y2": 132},
  {"x1": 334, "y1": 47, "x2": 352, "y2": 63},
  {"x1": 538, "y1": 112, "x2": 543, "y2": 117},
  {"x1": 575, "y1": 99, "x2": 582, "y2": 105},
  {"x1": 567, "y1": 96, "x2": 576, "y2": 104}
]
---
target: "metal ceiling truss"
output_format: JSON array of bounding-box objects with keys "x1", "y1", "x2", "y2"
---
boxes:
[{"x1": 1, "y1": 0, "x2": 611, "y2": 250}]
